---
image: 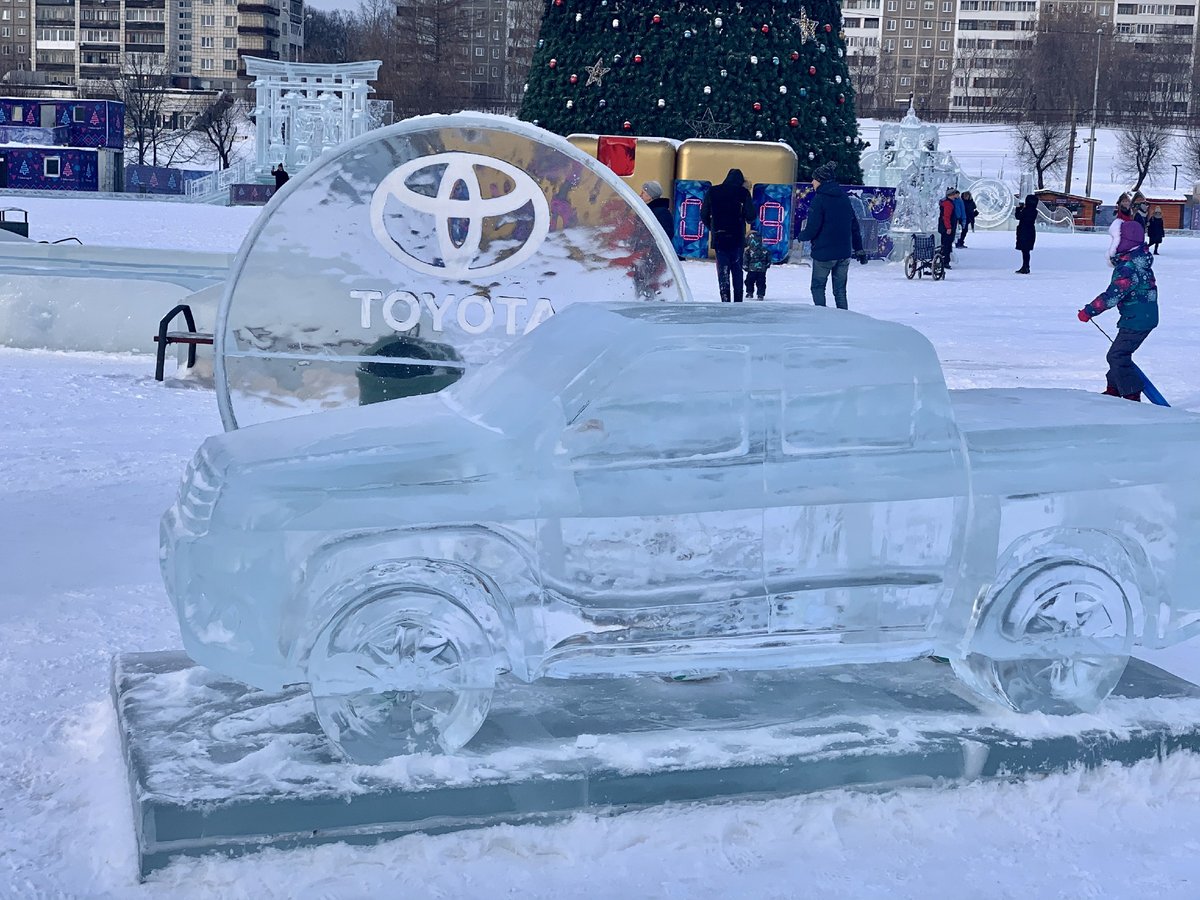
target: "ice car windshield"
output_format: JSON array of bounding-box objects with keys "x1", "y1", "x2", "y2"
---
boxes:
[{"x1": 441, "y1": 312, "x2": 620, "y2": 431}]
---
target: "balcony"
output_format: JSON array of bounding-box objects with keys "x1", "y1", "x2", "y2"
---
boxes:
[
  {"x1": 124, "y1": 43, "x2": 165, "y2": 54},
  {"x1": 238, "y1": 24, "x2": 280, "y2": 37},
  {"x1": 237, "y1": 47, "x2": 278, "y2": 59},
  {"x1": 237, "y1": 2, "x2": 281, "y2": 14},
  {"x1": 125, "y1": 21, "x2": 166, "y2": 30}
]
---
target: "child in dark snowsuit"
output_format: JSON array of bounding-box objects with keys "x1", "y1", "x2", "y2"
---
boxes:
[
  {"x1": 743, "y1": 231, "x2": 771, "y2": 299},
  {"x1": 1078, "y1": 193, "x2": 1158, "y2": 401}
]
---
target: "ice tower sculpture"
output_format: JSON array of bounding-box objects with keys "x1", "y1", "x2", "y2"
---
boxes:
[
  {"x1": 861, "y1": 102, "x2": 1011, "y2": 237},
  {"x1": 166, "y1": 292, "x2": 1200, "y2": 763}
]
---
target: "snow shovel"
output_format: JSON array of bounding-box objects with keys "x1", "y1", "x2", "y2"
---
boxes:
[{"x1": 1091, "y1": 320, "x2": 1170, "y2": 407}]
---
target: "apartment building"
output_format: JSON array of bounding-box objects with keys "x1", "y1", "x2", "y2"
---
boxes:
[
  {"x1": 0, "y1": 0, "x2": 33, "y2": 76},
  {"x1": 15, "y1": 0, "x2": 296, "y2": 91},
  {"x1": 843, "y1": 0, "x2": 1198, "y2": 116},
  {"x1": 844, "y1": 0, "x2": 958, "y2": 113},
  {"x1": 459, "y1": 0, "x2": 513, "y2": 112},
  {"x1": 182, "y1": 0, "x2": 301, "y2": 91},
  {"x1": 32, "y1": 0, "x2": 169, "y2": 86}
]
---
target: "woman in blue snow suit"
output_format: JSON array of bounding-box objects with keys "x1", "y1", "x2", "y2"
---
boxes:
[{"x1": 1077, "y1": 193, "x2": 1159, "y2": 401}]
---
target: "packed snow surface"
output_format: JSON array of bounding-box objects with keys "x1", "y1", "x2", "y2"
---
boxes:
[{"x1": 4, "y1": 194, "x2": 1200, "y2": 897}]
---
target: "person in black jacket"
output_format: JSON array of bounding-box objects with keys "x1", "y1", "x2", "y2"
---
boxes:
[
  {"x1": 796, "y1": 161, "x2": 865, "y2": 309},
  {"x1": 701, "y1": 168, "x2": 756, "y2": 302},
  {"x1": 273, "y1": 164, "x2": 290, "y2": 188},
  {"x1": 1147, "y1": 206, "x2": 1165, "y2": 255},
  {"x1": 1014, "y1": 193, "x2": 1038, "y2": 274},
  {"x1": 959, "y1": 190, "x2": 977, "y2": 247},
  {"x1": 639, "y1": 180, "x2": 674, "y2": 240}
]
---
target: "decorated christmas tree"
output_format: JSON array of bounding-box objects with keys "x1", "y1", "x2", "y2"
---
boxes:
[{"x1": 519, "y1": 0, "x2": 864, "y2": 181}]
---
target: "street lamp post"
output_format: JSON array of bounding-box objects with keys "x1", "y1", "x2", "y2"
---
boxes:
[
  {"x1": 1173, "y1": 163, "x2": 1182, "y2": 191},
  {"x1": 1084, "y1": 27, "x2": 1103, "y2": 199}
]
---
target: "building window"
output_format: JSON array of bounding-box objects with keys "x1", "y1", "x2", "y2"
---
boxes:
[
  {"x1": 44, "y1": 156, "x2": 60, "y2": 177},
  {"x1": 941, "y1": 20, "x2": 952, "y2": 29},
  {"x1": 201, "y1": 57, "x2": 213, "y2": 69},
  {"x1": 937, "y1": 58, "x2": 948, "y2": 69},
  {"x1": 224, "y1": 15, "x2": 234, "y2": 26},
  {"x1": 200, "y1": 14, "x2": 214, "y2": 25},
  {"x1": 903, "y1": 18, "x2": 915, "y2": 26},
  {"x1": 224, "y1": 58, "x2": 234, "y2": 70},
  {"x1": 200, "y1": 36, "x2": 213, "y2": 47},
  {"x1": 900, "y1": 75, "x2": 911, "y2": 85},
  {"x1": 922, "y1": 37, "x2": 932, "y2": 46},
  {"x1": 903, "y1": 37, "x2": 913, "y2": 46},
  {"x1": 490, "y1": 47, "x2": 499, "y2": 58},
  {"x1": 939, "y1": 39, "x2": 949, "y2": 49},
  {"x1": 474, "y1": 46, "x2": 483, "y2": 56},
  {"x1": 223, "y1": 36, "x2": 235, "y2": 48}
]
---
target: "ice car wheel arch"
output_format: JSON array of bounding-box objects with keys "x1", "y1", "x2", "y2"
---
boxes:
[
  {"x1": 951, "y1": 559, "x2": 1134, "y2": 714},
  {"x1": 306, "y1": 578, "x2": 496, "y2": 763}
]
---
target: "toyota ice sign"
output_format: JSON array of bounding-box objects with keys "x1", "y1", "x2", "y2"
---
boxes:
[{"x1": 215, "y1": 113, "x2": 690, "y2": 431}]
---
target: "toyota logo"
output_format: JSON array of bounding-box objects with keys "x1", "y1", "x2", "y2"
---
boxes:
[{"x1": 369, "y1": 152, "x2": 550, "y2": 279}]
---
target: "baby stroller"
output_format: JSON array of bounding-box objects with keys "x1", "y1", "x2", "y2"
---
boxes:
[{"x1": 903, "y1": 233, "x2": 945, "y2": 281}]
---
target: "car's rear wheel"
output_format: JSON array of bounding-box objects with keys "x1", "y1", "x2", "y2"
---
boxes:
[
  {"x1": 308, "y1": 591, "x2": 494, "y2": 763},
  {"x1": 952, "y1": 562, "x2": 1132, "y2": 714}
]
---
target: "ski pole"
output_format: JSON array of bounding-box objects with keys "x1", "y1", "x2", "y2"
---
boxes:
[{"x1": 1089, "y1": 318, "x2": 1170, "y2": 406}]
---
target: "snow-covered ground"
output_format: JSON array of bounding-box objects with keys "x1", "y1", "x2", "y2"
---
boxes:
[{"x1": 5, "y1": 198, "x2": 1200, "y2": 896}]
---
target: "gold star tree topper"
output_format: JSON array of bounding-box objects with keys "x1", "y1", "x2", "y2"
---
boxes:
[{"x1": 585, "y1": 58, "x2": 611, "y2": 87}]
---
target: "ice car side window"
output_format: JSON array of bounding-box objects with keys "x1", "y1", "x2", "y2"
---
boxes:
[
  {"x1": 563, "y1": 346, "x2": 751, "y2": 466},
  {"x1": 781, "y1": 347, "x2": 918, "y2": 454}
]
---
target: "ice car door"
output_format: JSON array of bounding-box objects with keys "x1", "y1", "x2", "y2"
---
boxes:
[
  {"x1": 762, "y1": 343, "x2": 970, "y2": 655},
  {"x1": 540, "y1": 344, "x2": 766, "y2": 644}
]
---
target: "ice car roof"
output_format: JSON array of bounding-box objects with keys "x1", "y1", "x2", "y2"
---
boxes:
[{"x1": 563, "y1": 301, "x2": 933, "y2": 348}]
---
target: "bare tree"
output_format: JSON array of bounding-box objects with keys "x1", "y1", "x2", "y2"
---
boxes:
[
  {"x1": 1181, "y1": 126, "x2": 1200, "y2": 182},
  {"x1": 846, "y1": 48, "x2": 878, "y2": 118},
  {"x1": 1013, "y1": 119, "x2": 1071, "y2": 189},
  {"x1": 101, "y1": 54, "x2": 201, "y2": 167},
  {"x1": 1117, "y1": 119, "x2": 1171, "y2": 191},
  {"x1": 303, "y1": 9, "x2": 355, "y2": 64},
  {"x1": 191, "y1": 93, "x2": 246, "y2": 169}
]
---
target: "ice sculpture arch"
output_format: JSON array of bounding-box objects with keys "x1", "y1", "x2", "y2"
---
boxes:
[{"x1": 215, "y1": 113, "x2": 692, "y2": 431}]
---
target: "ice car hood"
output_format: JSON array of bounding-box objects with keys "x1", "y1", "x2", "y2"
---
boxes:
[{"x1": 203, "y1": 393, "x2": 513, "y2": 489}]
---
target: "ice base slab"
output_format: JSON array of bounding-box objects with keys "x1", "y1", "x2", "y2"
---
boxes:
[{"x1": 113, "y1": 652, "x2": 1200, "y2": 878}]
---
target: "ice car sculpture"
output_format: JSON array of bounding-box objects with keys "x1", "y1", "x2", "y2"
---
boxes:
[{"x1": 163, "y1": 302, "x2": 1200, "y2": 763}]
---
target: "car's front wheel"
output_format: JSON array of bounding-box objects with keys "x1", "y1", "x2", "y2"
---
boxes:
[
  {"x1": 308, "y1": 591, "x2": 494, "y2": 763},
  {"x1": 952, "y1": 561, "x2": 1132, "y2": 714}
]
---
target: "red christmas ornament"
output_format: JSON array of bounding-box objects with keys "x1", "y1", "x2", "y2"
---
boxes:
[
  {"x1": 789, "y1": 117, "x2": 799, "y2": 127},
  {"x1": 753, "y1": 101, "x2": 762, "y2": 111},
  {"x1": 622, "y1": 120, "x2": 632, "y2": 130},
  {"x1": 634, "y1": 54, "x2": 643, "y2": 63},
  {"x1": 761, "y1": 24, "x2": 770, "y2": 33},
  {"x1": 824, "y1": 23, "x2": 833, "y2": 32},
  {"x1": 549, "y1": 58, "x2": 557, "y2": 68},
  {"x1": 652, "y1": 13, "x2": 661, "y2": 24},
  {"x1": 790, "y1": 51, "x2": 799, "y2": 61},
  {"x1": 569, "y1": 74, "x2": 578, "y2": 83},
  {"x1": 554, "y1": 0, "x2": 562, "y2": 5},
  {"x1": 838, "y1": 94, "x2": 846, "y2": 103},
  {"x1": 809, "y1": 65, "x2": 817, "y2": 75}
]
